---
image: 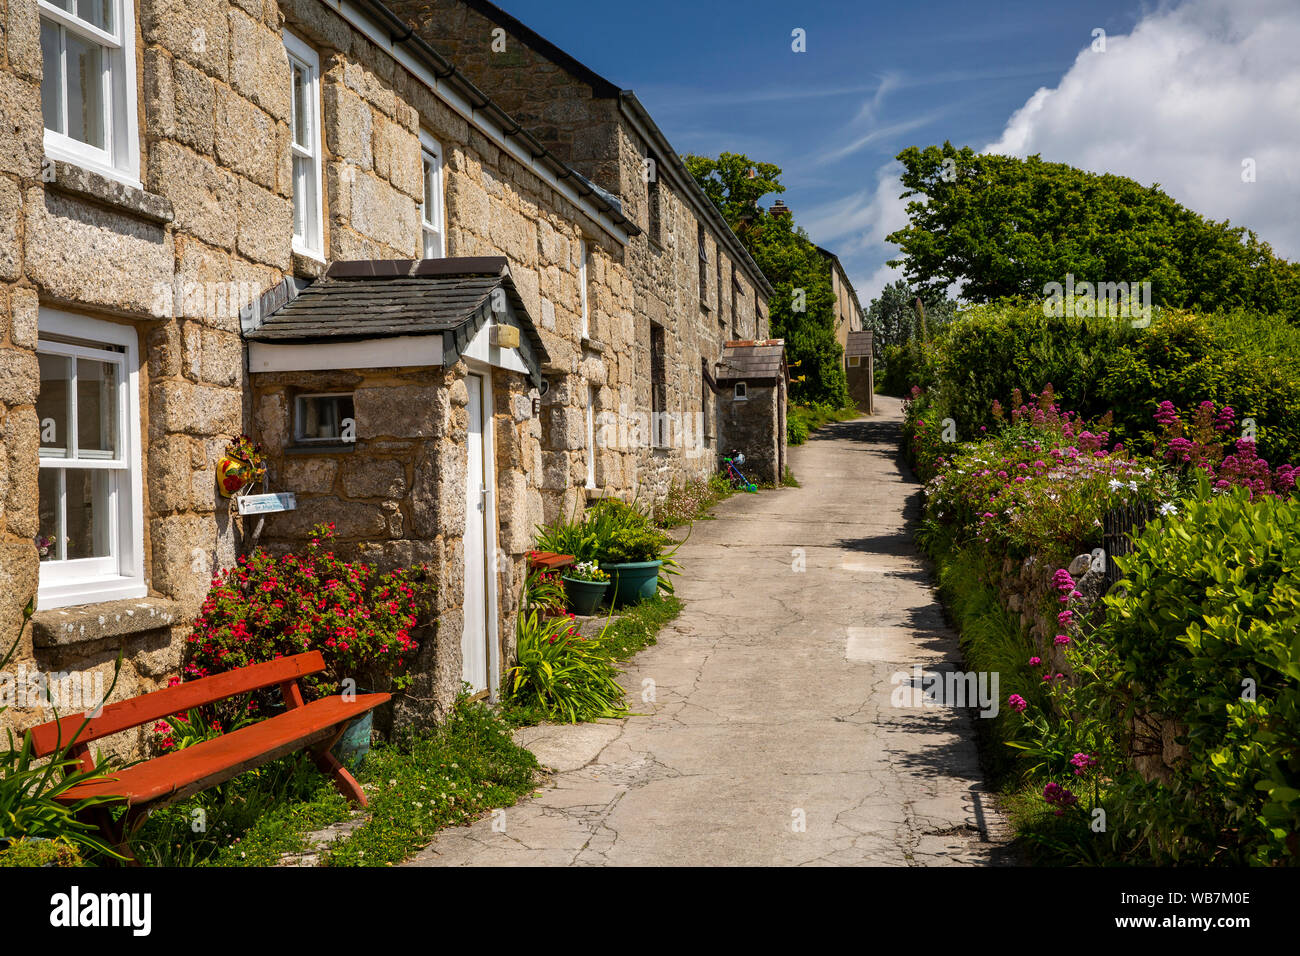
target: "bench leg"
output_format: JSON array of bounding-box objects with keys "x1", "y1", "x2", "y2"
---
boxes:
[
  {"x1": 311, "y1": 746, "x2": 369, "y2": 807},
  {"x1": 82, "y1": 805, "x2": 141, "y2": 866}
]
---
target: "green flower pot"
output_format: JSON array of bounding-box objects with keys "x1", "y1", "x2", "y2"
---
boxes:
[
  {"x1": 604, "y1": 560, "x2": 663, "y2": 606},
  {"x1": 562, "y1": 576, "x2": 610, "y2": 615},
  {"x1": 331, "y1": 707, "x2": 374, "y2": 771}
]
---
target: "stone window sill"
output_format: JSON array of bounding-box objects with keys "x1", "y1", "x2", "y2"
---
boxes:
[
  {"x1": 581, "y1": 336, "x2": 605, "y2": 353},
  {"x1": 46, "y1": 159, "x2": 174, "y2": 225},
  {"x1": 31, "y1": 597, "x2": 183, "y2": 649},
  {"x1": 286, "y1": 443, "x2": 356, "y2": 455}
]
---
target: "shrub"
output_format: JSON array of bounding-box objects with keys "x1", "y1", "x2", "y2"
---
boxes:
[
  {"x1": 186, "y1": 523, "x2": 434, "y2": 708},
  {"x1": 1086, "y1": 486, "x2": 1300, "y2": 864},
  {"x1": 507, "y1": 610, "x2": 628, "y2": 722},
  {"x1": 0, "y1": 837, "x2": 84, "y2": 867}
]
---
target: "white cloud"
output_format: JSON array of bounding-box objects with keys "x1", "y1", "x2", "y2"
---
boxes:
[{"x1": 984, "y1": 0, "x2": 1300, "y2": 259}]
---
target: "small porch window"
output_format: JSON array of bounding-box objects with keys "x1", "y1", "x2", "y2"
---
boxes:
[
  {"x1": 294, "y1": 393, "x2": 355, "y2": 445},
  {"x1": 734, "y1": 382, "x2": 748, "y2": 401}
]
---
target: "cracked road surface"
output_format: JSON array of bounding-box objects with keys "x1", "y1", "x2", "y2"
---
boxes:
[{"x1": 405, "y1": 395, "x2": 1013, "y2": 866}]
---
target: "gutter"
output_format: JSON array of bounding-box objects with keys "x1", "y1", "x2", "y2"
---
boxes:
[{"x1": 328, "y1": 0, "x2": 640, "y2": 243}]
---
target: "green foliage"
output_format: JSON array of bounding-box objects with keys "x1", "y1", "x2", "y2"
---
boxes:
[
  {"x1": 131, "y1": 697, "x2": 539, "y2": 867},
  {"x1": 537, "y1": 497, "x2": 680, "y2": 595},
  {"x1": 786, "y1": 402, "x2": 858, "y2": 446},
  {"x1": 0, "y1": 837, "x2": 84, "y2": 867},
  {"x1": 0, "y1": 602, "x2": 129, "y2": 859},
  {"x1": 507, "y1": 610, "x2": 628, "y2": 723},
  {"x1": 128, "y1": 751, "x2": 342, "y2": 867},
  {"x1": 903, "y1": 302, "x2": 1300, "y2": 467},
  {"x1": 324, "y1": 699, "x2": 539, "y2": 867},
  {"x1": 522, "y1": 567, "x2": 567, "y2": 617},
  {"x1": 865, "y1": 278, "x2": 958, "y2": 367},
  {"x1": 653, "y1": 474, "x2": 734, "y2": 529},
  {"x1": 598, "y1": 595, "x2": 682, "y2": 662},
  {"x1": 888, "y1": 143, "x2": 1300, "y2": 318},
  {"x1": 1088, "y1": 486, "x2": 1300, "y2": 864},
  {"x1": 686, "y1": 151, "x2": 849, "y2": 407}
]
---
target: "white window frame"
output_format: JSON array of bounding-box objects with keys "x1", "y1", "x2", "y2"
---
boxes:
[
  {"x1": 293, "y1": 392, "x2": 355, "y2": 445},
  {"x1": 584, "y1": 382, "x2": 596, "y2": 489},
  {"x1": 420, "y1": 131, "x2": 446, "y2": 259},
  {"x1": 285, "y1": 31, "x2": 324, "y2": 261},
  {"x1": 39, "y1": 0, "x2": 140, "y2": 187},
  {"x1": 36, "y1": 309, "x2": 144, "y2": 610},
  {"x1": 734, "y1": 382, "x2": 748, "y2": 402},
  {"x1": 578, "y1": 237, "x2": 590, "y2": 340}
]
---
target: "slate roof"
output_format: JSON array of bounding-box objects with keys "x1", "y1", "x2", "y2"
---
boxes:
[
  {"x1": 241, "y1": 257, "x2": 550, "y2": 387},
  {"x1": 714, "y1": 339, "x2": 787, "y2": 384},
  {"x1": 846, "y1": 330, "x2": 874, "y2": 357}
]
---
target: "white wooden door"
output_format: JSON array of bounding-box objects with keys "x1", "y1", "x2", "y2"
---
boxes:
[{"x1": 462, "y1": 373, "x2": 489, "y2": 692}]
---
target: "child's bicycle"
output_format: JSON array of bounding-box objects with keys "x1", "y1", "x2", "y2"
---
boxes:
[{"x1": 721, "y1": 450, "x2": 759, "y2": 493}]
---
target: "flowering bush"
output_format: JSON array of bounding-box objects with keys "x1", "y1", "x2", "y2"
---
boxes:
[
  {"x1": 918, "y1": 387, "x2": 1178, "y2": 565},
  {"x1": 186, "y1": 523, "x2": 433, "y2": 705},
  {"x1": 1152, "y1": 400, "x2": 1297, "y2": 498}
]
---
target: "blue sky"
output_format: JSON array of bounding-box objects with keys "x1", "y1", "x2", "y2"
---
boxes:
[{"x1": 497, "y1": 0, "x2": 1300, "y2": 307}]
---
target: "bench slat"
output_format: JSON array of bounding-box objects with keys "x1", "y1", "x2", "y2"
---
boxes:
[
  {"x1": 55, "y1": 692, "x2": 390, "y2": 807},
  {"x1": 27, "y1": 652, "x2": 328, "y2": 756}
]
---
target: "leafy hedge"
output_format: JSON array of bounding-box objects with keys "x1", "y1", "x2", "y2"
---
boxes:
[
  {"x1": 893, "y1": 302, "x2": 1300, "y2": 466},
  {"x1": 1089, "y1": 487, "x2": 1300, "y2": 864}
]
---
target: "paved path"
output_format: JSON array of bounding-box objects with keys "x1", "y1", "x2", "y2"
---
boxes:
[{"x1": 406, "y1": 395, "x2": 1013, "y2": 866}]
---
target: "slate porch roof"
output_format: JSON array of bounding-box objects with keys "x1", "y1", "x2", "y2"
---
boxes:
[
  {"x1": 241, "y1": 257, "x2": 550, "y2": 387},
  {"x1": 846, "y1": 330, "x2": 874, "y2": 357},
  {"x1": 714, "y1": 339, "x2": 787, "y2": 385}
]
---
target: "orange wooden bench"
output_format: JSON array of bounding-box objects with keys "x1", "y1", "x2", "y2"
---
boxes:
[
  {"x1": 28, "y1": 651, "x2": 388, "y2": 862},
  {"x1": 527, "y1": 551, "x2": 575, "y2": 573}
]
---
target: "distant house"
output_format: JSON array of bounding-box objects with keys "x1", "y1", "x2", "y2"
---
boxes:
[{"x1": 816, "y1": 246, "x2": 872, "y2": 414}]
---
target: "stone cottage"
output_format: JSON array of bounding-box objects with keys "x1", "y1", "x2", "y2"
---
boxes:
[
  {"x1": 0, "y1": 0, "x2": 781, "y2": 746},
  {"x1": 385, "y1": 0, "x2": 777, "y2": 499}
]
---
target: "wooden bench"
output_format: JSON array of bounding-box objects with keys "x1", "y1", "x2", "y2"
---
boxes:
[{"x1": 28, "y1": 651, "x2": 389, "y2": 862}]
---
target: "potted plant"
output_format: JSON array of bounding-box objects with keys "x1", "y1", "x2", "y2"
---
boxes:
[
  {"x1": 561, "y1": 560, "x2": 610, "y2": 615},
  {"x1": 584, "y1": 499, "x2": 676, "y2": 606}
]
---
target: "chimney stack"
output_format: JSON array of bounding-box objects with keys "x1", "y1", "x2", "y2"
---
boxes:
[{"x1": 770, "y1": 199, "x2": 791, "y2": 218}]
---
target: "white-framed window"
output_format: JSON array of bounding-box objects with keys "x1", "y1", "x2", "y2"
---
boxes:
[
  {"x1": 578, "y1": 237, "x2": 590, "y2": 339},
  {"x1": 285, "y1": 31, "x2": 323, "y2": 260},
  {"x1": 420, "y1": 131, "x2": 445, "y2": 259},
  {"x1": 734, "y1": 382, "x2": 748, "y2": 401},
  {"x1": 294, "y1": 393, "x2": 355, "y2": 445},
  {"x1": 36, "y1": 309, "x2": 144, "y2": 610},
  {"x1": 584, "y1": 382, "x2": 596, "y2": 489},
  {"x1": 39, "y1": 0, "x2": 140, "y2": 186}
]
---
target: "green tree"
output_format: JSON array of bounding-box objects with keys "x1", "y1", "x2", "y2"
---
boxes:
[
  {"x1": 886, "y1": 143, "x2": 1300, "y2": 320},
  {"x1": 686, "y1": 152, "x2": 849, "y2": 407},
  {"x1": 864, "y1": 279, "x2": 957, "y2": 361}
]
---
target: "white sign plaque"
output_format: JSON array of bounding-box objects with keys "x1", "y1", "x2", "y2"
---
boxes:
[{"x1": 236, "y1": 492, "x2": 298, "y2": 516}]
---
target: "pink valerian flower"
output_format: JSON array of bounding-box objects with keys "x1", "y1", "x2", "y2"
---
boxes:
[
  {"x1": 1054, "y1": 634, "x2": 1071, "y2": 646},
  {"x1": 1028, "y1": 657, "x2": 1041, "y2": 666},
  {"x1": 1008, "y1": 694, "x2": 1028, "y2": 714},
  {"x1": 1070, "y1": 752, "x2": 1098, "y2": 775},
  {"x1": 1044, "y1": 782, "x2": 1079, "y2": 815}
]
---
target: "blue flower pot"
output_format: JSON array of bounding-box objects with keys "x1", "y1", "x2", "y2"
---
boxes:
[{"x1": 605, "y1": 560, "x2": 663, "y2": 606}]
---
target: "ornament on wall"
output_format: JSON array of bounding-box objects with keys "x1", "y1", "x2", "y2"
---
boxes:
[{"x1": 217, "y1": 434, "x2": 267, "y2": 498}]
